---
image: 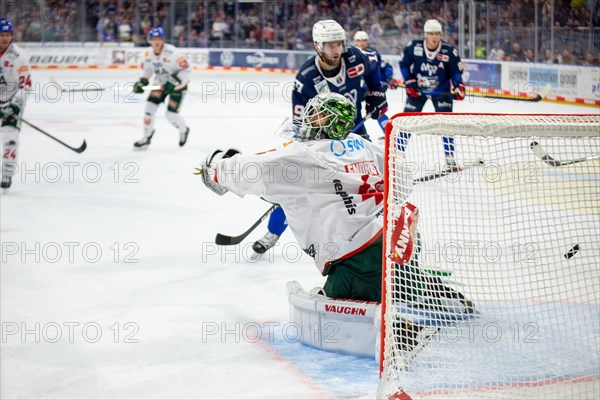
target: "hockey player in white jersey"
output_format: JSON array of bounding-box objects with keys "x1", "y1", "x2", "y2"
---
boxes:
[
  {"x1": 0, "y1": 19, "x2": 32, "y2": 189},
  {"x1": 199, "y1": 93, "x2": 385, "y2": 301},
  {"x1": 133, "y1": 27, "x2": 190, "y2": 149}
]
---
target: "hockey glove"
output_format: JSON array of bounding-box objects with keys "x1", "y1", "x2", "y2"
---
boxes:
[
  {"x1": 163, "y1": 75, "x2": 181, "y2": 95},
  {"x1": 387, "y1": 78, "x2": 400, "y2": 90},
  {"x1": 195, "y1": 148, "x2": 241, "y2": 196},
  {"x1": 365, "y1": 90, "x2": 388, "y2": 119},
  {"x1": 404, "y1": 79, "x2": 420, "y2": 98},
  {"x1": 132, "y1": 78, "x2": 149, "y2": 94},
  {"x1": 452, "y1": 83, "x2": 466, "y2": 101},
  {"x1": 0, "y1": 103, "x2": 21, "y2": 119}
]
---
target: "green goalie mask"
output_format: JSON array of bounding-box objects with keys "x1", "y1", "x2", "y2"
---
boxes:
[{"x1": 299, "y1": 93, "x2": 356, "y2": 141}]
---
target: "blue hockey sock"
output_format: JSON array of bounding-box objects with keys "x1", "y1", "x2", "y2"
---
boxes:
[
  {"x1": 267, "y1": 205, "x2": 288, "y2": 235},
  {"x1": 377, "y1": 114, "x2": 389, "y2": 131}
]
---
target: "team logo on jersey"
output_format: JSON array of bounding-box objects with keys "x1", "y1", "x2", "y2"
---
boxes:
[
  {"x1": 347, "y1": 64, "x2": 365, "y2": 78},
  {"x1": 414, "y1": 47, "x2": 424, "y2": 57},
  {"x1": 315, "y1": 80, "x2": 329, "y2": 94},
  {"x1": 437, "y1": 54, "x2": 449, "y2": 62},
  {"x1": 420, "y1": 63, "x2": 438, "y2": 75},
  {"x1": 348, "y1": 55, "x2": 356, "y2": 63}
]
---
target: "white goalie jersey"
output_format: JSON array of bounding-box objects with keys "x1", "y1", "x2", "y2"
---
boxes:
[
  {"x1": 140, "y1": 43, "x2": 190, "y2": 90},
  {"x1": 214, "y1": 135, "x2": 385, "y2": 274},
  {"x1": 0, "y1": 42, "x2": 32, "y2": 108}
]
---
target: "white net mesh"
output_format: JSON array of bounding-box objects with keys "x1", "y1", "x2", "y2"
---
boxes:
[{"x1": 379, "y1": 114, "x2": 600, "y2": 400}]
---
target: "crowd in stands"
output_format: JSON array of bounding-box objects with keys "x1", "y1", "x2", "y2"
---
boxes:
[{"x1": 5, "y1": 0, "x2": 600, "y2": 65}]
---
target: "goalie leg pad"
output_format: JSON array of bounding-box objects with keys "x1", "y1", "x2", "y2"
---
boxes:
[{"x1": 287, "y1": 281, "x2": 380, "y2": 358}]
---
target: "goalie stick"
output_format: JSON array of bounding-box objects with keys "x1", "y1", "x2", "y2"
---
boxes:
[
  {"x1": 20, "y1": 118, "x2": 87, "y2": 153},
  {"x1": 530, "y1": 141, "x2": 600, "y2": 167},
  {"x1": 413, "y1": 158, "x2": 484, "y2": 183},
  {"x1": 215, "y1": 204, "x2": 277, "y2": 246}
]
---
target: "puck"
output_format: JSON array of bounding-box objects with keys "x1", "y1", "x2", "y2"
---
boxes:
[{"x1": 564, "y1": 244, "x2": 580, "y2": 260}]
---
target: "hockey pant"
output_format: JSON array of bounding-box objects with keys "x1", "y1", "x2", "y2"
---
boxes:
[
  {"x1": 1, "y1": 108, "x2": 23, "y2": 179},
  {"x1": 399, "y1": 94, "x2": 455, "y2": 156},
  {"x1": 143, "y1": 89, "x2": 188, "y2": 137}
]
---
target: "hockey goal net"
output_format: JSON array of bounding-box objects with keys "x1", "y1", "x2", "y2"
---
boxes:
[{"x1": 378, "y1": 113, "x2": 600, "y2": 400}]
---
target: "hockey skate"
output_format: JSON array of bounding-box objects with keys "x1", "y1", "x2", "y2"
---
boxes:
[
  {"x1": 1, "y1": 175, "x2": 12, "y2": 189},
  {"x1": 133, "y1": 129, "x2": 155, "y2": 149},
  {"x1": 179, "y1": 127, "x2": 190, "y2": 147},
  {"x1": 252, "y1": 231, "x2": 280, "y2": 254}
]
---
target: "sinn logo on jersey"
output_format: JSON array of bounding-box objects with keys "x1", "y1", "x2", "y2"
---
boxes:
[
  {"x1": 437, "y1": 54, "x2": 449, "y2": 62},
  {"x1": 330, "y1": 137, "x2": 365, "y2": 157},
  {"x1": 347, "y1": 64, "x2": 365, "y2": 78},
  {"x1": 333, "y1": 179, "x2": 356, "y2": 215}
]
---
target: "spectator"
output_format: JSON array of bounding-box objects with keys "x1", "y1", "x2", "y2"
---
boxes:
[
  {"x1": 582, "y1": 52, "x2": 599, "y2": 66},
  {"x1": 561, "y1": 49, "x2": 578, "y2": 65},
  {"x1": 488, "y1": 41, "x2": 505, "y2": 61},
  {"x1": 525, "y1": 49, "x2": 535, "y2": 62},
  {"x1": 511, "y1": 42, "x2": 526, "y2": 61}
]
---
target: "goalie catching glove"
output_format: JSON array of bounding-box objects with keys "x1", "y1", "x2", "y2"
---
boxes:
[
  {"x1": 452, "y1": 83, "x2": 466, "y2": 101},
  {"x1": 132, "y1": 78, "x2": 149, "y2": 94},
  {"x1": 195, "y1": 148, "x2": 241, "y2": 196},
  {"x1": 365, "y1": 89, "x2": 388, "y2": 119}
]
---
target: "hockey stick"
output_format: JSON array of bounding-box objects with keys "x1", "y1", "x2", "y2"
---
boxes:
[
  {"x1": 419, "y1": 83, "x2": 551, "y2": 102},
  {"x1": 530, "y1": 141, "x2": 600, "y2": 167},
  {"x1": 49, "y1": 76, "x2": 161, "y2": 92},
  {"x1": 20, "y1": 118, "x2": 87, "y2": 153},
  {"x1": 413, "y1": 158, "x2": 484, "y2": 183},
  {"x1": 215, "y1": 204, "x2": 277, "y2": 246}
]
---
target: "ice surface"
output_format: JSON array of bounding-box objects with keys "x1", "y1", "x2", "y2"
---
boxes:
[{"x1": 0, "y1": 69, "x2": 595, "y2": 399}]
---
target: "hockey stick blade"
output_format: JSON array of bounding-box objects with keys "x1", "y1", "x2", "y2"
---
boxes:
[
  {"x1": 21, "y1": 118, "x2": 87, "y2": 153},
  {"x1": 414, "y1": 159, "x2": 484, "y2": 183},
  {"x1": 215, "y1": 205, "x2": 277, "y2": 246},
  {"x1": 530, "y1": 141, "x2": 600, "y2": 167},
  {"x1": 420, "y1": 83, "x2": 550, "y2": 102}
]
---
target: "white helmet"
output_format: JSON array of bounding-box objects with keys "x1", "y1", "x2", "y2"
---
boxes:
[
  {"x1": 312, "y1": 20, "x2": 346, "y2": 48},
  {"x1": 424, "y1": 19, "x2": 442, "y2": 33},
  {"x1": 353, "y1": 30, "x2": 369, "y2": 42}
]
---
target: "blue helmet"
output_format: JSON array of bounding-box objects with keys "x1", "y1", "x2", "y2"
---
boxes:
[
  {"x1": 148, "y1": 27, "x2": 165, "y2": 40},
  {"x1": 0, "y1": 19, "x2": 13, "y2": 33}
]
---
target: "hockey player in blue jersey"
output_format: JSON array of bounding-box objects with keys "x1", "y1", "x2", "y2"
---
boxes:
[
  {"x1": 252, "y1": 19, "x2": 388, "y2": 255},
  {"x1": 399, "y1": 19, "x2": 465, "y2": 167},
  {"x1": 353, "y1": 30, "x2": 400, "y2": 133}
]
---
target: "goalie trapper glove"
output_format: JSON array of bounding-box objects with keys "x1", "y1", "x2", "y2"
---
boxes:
[
  {"x1": 163, "y1": 75, "x2": 181, "y2": 95},
  {"x1": 133, "y1": 78, "x2": 149, "y2": 94},
  {"x1": 0, "y1": 103, "x2": 20, "y2": 119},
  {"x1": 365, "y1": 89, "x2": 388, "y2": 119},
  {"x1": 195, "y1": 148, "x2": 241, "y2": 196},
  {"x1": 452, "y1": 83, "x2": 466, "y2": 101}
]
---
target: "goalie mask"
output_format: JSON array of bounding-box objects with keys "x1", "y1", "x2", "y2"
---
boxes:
[{"x1": 299, "y1": 93, "x2": 356, "y2": 141}]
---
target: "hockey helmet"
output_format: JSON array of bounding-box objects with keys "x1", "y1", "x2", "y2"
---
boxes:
[
  {"x1": 424, "y1": 19, "x2": 442, "y2": 33},
  {"x1": 353, "y1": 31, "x2": 369, "y2": 42},
  {"x1": 0, "y1": 19, "x2": 13, "y2": 33},
  {"x1": 312, "y1": 20, "x2": 346, "y2": 49},
  {"x1": 148, "y1": 27, "x2": 165, "y2": 40},
  {"x1": 300, "y1": 93, "x2": 356, "y2": 141}
]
